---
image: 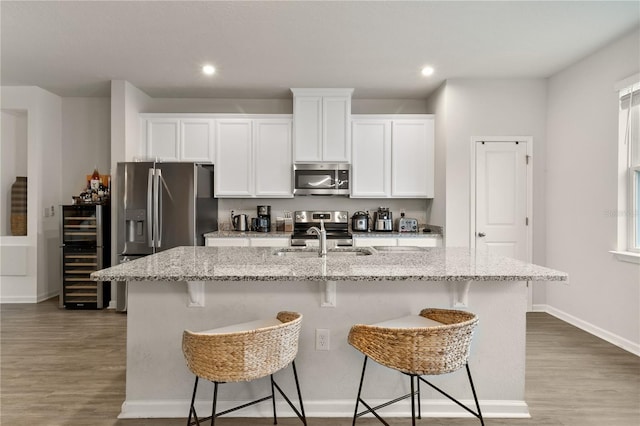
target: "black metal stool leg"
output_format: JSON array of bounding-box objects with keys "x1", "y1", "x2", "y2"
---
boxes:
[
  {"x1": 291, "y1": 360, "x2": 307, "y2": 425},
  {"x1": 417, "y1": 374, "x2": 422, "y2": 419},
  {"x1": 410, "y1": 375, "x2": 416, "y2": 426},
  {"x1": 270, "y1": 374, "x2": 278, "y2": 425},
  {"x1": 352, "y1": 356, "x2": 369, "y2": 426},
  {"x1": 188, "y1": 376, "x2": 199, "y2": 426},
  {"x1": 466, "y1": 363, "x2": 485, "y2": 426},
  {"x1": 211, "y1": 382, "x2": 218, "y2": 426}
]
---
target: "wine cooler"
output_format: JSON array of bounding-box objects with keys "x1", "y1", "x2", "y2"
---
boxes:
[{"x1": 59, "y1": 204, "x2": 111, "y2": 309}]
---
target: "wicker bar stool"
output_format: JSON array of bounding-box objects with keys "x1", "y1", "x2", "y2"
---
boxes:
[
  {"x1": 348, "y1": 308, "x2": 484, "y2": 426},
  {"x1": 182, "y1": 311, "x2": 307, "y2": 426}
]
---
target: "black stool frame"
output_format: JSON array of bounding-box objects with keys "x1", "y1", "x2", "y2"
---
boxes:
[
  {"x1": 187, "y1": 360, "x2": 307, "y2": 426},
  {"x1": 352, "y1": 356, "x2": 484, "y2": 426}
]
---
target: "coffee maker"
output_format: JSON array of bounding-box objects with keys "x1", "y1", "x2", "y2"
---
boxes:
[
  {"x1": 373, "y1": 207, "x2": 393, "y2": 232},
  {"x1": 253, "y1": 205, "x2": 271, "y2": 232}
]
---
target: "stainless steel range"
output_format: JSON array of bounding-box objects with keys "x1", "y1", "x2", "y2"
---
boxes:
[{"x1": 291, "y1": 210, "x2": 352, "y2": 247}]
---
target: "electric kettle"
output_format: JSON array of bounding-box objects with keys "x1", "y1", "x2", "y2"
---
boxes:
[{"x1": 231, "y1": 212, "x2": 249, "y2": 231}]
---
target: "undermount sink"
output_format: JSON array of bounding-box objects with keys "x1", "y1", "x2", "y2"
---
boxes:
[{"x1": 272, "y1": 247, "x2": 374, "y2": 258}]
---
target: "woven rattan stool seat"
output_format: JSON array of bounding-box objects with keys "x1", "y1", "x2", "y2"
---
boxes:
[
  {"x1": 348, "y1": 308, "x2": 484, "y2": 425},
  {"x1": 182, "y1": 311, "x2": 306, "y2": 425}
]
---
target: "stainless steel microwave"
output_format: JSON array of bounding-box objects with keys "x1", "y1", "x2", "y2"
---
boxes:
[{"x1": 293, "y1": 163, "x2": 350, "y2": 196}]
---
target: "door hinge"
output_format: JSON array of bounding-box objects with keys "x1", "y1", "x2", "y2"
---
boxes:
[
  {"x1": 526, "y1": 154, "x2": 531, "y2": 165},
  {"x1": 526, "y1": 217, "x2": 529, "y2": 226}
]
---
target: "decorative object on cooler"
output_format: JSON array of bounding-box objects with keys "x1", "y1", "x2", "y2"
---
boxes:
[{"x1": 10, "y1": 176, "x2": 27, "y2": 235}]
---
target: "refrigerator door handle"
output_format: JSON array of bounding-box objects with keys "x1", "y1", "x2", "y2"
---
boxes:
[
  {"x1": 153, "y1": 169, "x2": 160, "y2": 249},
  {"x1": 156, "y1": 169, "x2": 163, "y2": 248},
  {"x1": 147, "y1": 168, "x2": 154, "y2": 248}
]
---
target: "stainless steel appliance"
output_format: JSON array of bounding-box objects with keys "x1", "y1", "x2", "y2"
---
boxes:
[
  {"x1": 231, "y1": 212, "x2": 249, "y2": 231},
  {"x1": 291, "y1": 210, "x2": 352, "y2": 246},
  {"x1": 59, "y1": 204, "x2": 110, "y2": 309},
  {"x1": 373, "y1": 207, "x2": 393, "y2": 232},
  {"x1": 351, "y1": 211, "x2": 370, "y2": 232},
  {"x1": 116, "y1": 162, "x2": 218, "y2": 311},
  {"x1": 293, "y1": 163, "x2": 350, "y2": 196},
  {"x1": 397, "y1": 217, "x2": 419, "y2": 232},
  {"x1": 255, "y1": 205, "x2": 271, "y2": 232}
]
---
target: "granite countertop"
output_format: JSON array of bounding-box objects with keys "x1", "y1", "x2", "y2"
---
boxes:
[{"x1": 92, "y1": 246, "x2": 567, "y2": 283}]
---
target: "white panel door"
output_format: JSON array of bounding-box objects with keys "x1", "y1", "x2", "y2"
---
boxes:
[
  {"x1": 323, "y1": 96, "x2": 350, "y2": 162},
  {"x1": 181, "y1": 119, "x2": 214, "y2": 163},
  {"x1": 147, "y1": 119, "x2": 180, "y2": 161},
  {"x1": 215, "y1": 120, "x2": 253, "y2": 197},
  {"x1": 351, "y1": 120, "x2": 390, "y2": 197},
  {"x1": 476, "y1": 141, "x2": 528, "y2": 260},
  {"x1": 293, "y1": 96, "x2": 322, "y2": 162},
  {"x1": 254, "y1": 119, "x2": 293, "y2": 197},
  {"x1": 391, "y1": 120, "x2": 434, "y2": 197}
]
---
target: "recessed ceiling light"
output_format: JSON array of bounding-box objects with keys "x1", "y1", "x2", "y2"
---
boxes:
[
  {"x1": 202, "y1": 65, "x2": 216, "y2": 76},
  {"x1": 421, "y1": 66, "x2": 435, "y2": 77}
]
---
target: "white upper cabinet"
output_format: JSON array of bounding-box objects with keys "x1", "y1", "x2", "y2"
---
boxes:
[
  {"x1": 351, "y1": 115, "x2": 435, "y2": 198},
  {"x1": 391, "y1": 119, "x2": 434, "y2": 197},
  {"x1": 181, "y1": 119, "x2": 215, "y2": 162},
  {"x1": 216, "y1": 117, "x2": 293, "y2": 198},
  {"x1": 254, "y1": 119, "x2": 293, "y2": 197},
  {"x1": 351, "y1": 119, "x2": 391, "y2": 197},
  {"x1": 146, "y1": 118, "x2": 180, "y2": 161},
  {"x1": 215, "y1": 119, "x2": 254, "y2": 197},
  {"x1": 144, "y1": 116, "x2": 215, "y2": 163},
  {"x1": 292, "y1": 88, "x2": 353, "y2": 163}
]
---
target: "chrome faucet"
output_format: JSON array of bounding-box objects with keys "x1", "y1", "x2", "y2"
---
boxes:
[{"x1": 306, "y1": 219, "x2": 327, "y2": 257}]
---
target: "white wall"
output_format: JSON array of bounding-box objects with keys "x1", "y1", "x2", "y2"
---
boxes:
[
  {"x1": 443, "y1": 79, "x2": 548, "y2": 256},
  {"x1": 61, "y1": 98, "x2": 111, "y2": 202},
  {"x1": 0, "y1": 86, "x2": 62, "y2": 303},
  {"x1": 425, "y1": 83, "x2": 447, "y2": 229},
  {"x1": 1, "y1": 110, "x2": 28, "y2": 235},
  {"x1": 545, "y1": 28, "x2": 640, "y2": 353}
]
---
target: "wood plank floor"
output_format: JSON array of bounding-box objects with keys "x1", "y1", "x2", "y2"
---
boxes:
[{"x1": 1, "y1": 298, "x2": 638, "y2": 425}]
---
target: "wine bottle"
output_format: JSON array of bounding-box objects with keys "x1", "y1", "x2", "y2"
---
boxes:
[{"x1": 90, "y1": 167, "x2": 100, "y2": 191}]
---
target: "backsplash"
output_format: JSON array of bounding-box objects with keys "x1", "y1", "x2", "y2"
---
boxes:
[{"x1": 218, "y1": 197, "x2": 433, "y2": 231}]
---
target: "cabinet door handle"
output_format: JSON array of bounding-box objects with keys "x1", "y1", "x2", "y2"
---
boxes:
[{"x1": 478, "y1": 232, "x2": 486, "y2": 237}]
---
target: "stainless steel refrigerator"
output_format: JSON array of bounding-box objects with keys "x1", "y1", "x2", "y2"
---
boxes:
[{"x1": 115, "y1": 162, "x2": 218, "y2": 310}]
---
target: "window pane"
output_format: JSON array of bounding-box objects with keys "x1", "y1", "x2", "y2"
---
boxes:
[{"x1": 631, "y1": 102, "x2": 640, "y2": 167}]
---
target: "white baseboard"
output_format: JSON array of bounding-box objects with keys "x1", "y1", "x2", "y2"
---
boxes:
[
  {"x1": 532, "y1": 304, "x2": 640, "y2": 356},
  {"x1": 0, "y1": 295, "x2": 38, "y2": 303},
  {"x1": 37, "y1": 290, "x2": 58, "y2": 303},
  {"x1": 119, "y1": 398, "x2": 530, "y2": 419}
]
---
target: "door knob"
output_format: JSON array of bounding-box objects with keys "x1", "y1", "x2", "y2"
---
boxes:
[{"x1": 478, "y1": 232, "x2": 486, "y2": 237}]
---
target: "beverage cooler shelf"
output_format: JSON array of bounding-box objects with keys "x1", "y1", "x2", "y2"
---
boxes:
[{"x1": 60, "y1": 204, "x2": 110, "y2": 309}]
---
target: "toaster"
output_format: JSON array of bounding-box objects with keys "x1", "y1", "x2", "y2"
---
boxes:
[{"x1": 397, "y1": 218, "x2": 418, "y2": 232}]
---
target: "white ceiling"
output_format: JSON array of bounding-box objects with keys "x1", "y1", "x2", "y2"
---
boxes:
[{"x1": 1, "y1": 1, "x2": 638, "y2": 99}]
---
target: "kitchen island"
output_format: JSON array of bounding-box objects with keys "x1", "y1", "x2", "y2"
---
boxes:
[{"x1": 93, "y1": 246, "x2": 566, "y2": 420}]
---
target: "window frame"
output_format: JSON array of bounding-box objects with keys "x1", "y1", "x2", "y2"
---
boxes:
[{"x1": 612, "y1": 74, "x2": 640, "y2": 263}]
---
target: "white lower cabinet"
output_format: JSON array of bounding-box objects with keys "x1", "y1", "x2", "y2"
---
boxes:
[
  {"x1": 353, "y1": 237, "x2": 397, "y2": 247},
  {"x1": 206, "y1": 237, "x2": 290, "y2": 247},
  {"x1": 354, "y1": 236, "x2": 441, "y2": 248},
  {"x1": 206, "y1": 238, "x2": 250, "y2": 247},
  {"x1": 248, "y1": 238, "x2": 290, "y2": 247},
  {"x1": 351, "y1": 115, "x2": 434, "y2": 198},
  {"x1": 397, "y1": 237, "x2": 440, "y2": 247}
]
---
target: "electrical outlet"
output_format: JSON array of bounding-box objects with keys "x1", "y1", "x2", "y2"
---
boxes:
[
  {"x1": 315, "y1": 328, "x2": 330, "y2": 351},
  {"x1": 50, "y1": 205, "x2": 55, "y2": 216}
]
